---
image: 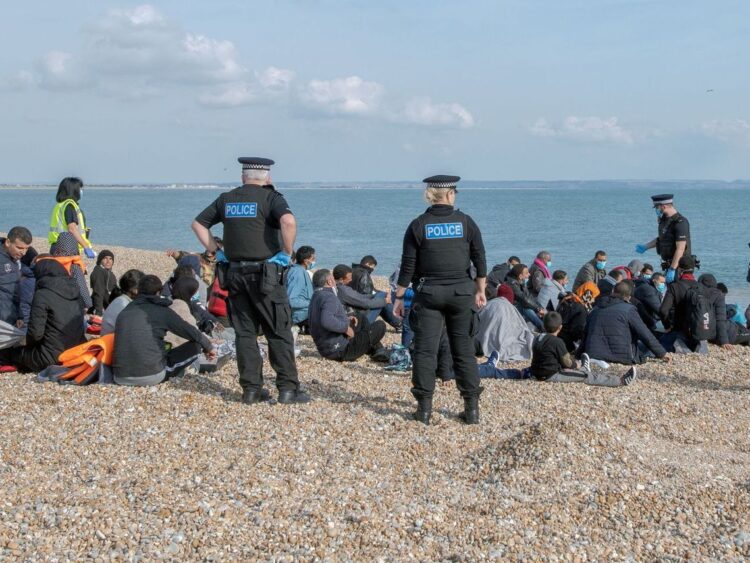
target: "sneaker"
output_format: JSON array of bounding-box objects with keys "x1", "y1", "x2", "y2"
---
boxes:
[
  {"x1": 580, "y1": 353, "x2": 591, "y2": 373},
  {"x1": 487, "y1": 350, "x2": 500, "y2": 368},
  {"x1": 621, "y1": 366, "x2": 637, "y2": 386}
]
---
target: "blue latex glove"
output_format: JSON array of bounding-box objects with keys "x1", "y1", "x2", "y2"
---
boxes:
[
  {"x1": 267, "y1": 252, "x2": 291, "y2": 267},
  {"x1": 634, "y1": 244, "x2": 647, "y2": 254},
  {"x1": 84, "y1": 247, "x2": 96, "y2": 259},
  {"x1": 665, "y1": 268, "x2": 676, "y2": 283},
  {"x1": 215, "y1": 249, "x2": 228, "y2": 263}
]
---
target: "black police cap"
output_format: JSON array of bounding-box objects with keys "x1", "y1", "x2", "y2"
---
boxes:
[
  {"x1": 651, "y1": 193, "x2": 674, "y2": 205},
  {"x1": 423, "y1": 175, "x2": 461, "y2": 188},
  {"x1": 238, "y1": 157, "x2": 275, "y2": 171}
]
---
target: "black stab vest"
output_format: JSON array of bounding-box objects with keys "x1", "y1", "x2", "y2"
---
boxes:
[
  {"x1": 219, "y1": 185, "x2": 283, "y2": 262},
  {"x1": 657, "y1": 213, "x2": 691, "y2": 261},
  {"x1": 413, "y1": 208, "x2": 471, "y2": 284}
]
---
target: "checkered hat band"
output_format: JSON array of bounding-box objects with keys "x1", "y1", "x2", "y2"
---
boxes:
[
  {"x1": 242, "y1": 164, "x2": 270, "y2": 170},
  {"x1": 426, "y1": 182, "x2": 456, "y2": 188}
]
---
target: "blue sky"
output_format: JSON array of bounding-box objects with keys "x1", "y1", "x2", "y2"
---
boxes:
[{"x1": 1, "y1": 0, "x2": 748, "y2": 183}]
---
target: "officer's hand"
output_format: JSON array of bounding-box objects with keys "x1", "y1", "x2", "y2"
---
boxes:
[
  {"x1": 665, "y1": 268, "x2": 676, "y2": 283},
  {"x1": 475, "y1": 291, "x2": 487, "y2": 309},
  {"x1": 393, "y1": 299, "x2": 404, "y2": 319},
  {"x1": 206, "y1": 348, "x2": 217, "y2": 360},
  {"x1": 267, "y1": 252, "x2": 291, "y2": 267},
  {"x1": 215, "y1": 250, "x2": 228, "y2": 264},
  {"x1": 635, "y1": 244, "x2": 647, "y2": 254},
  {"x1": 345, "y1": 326, "x2": 355, "y2": 339},
  {"x1": 84, "y1": 247, "x2": 96, "y2": 260}
]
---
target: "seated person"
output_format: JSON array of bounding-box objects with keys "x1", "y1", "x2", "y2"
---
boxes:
[
  {"x1": 573, "y1": 250, "x2": 607, "y2": 292},
  {"x1": 51, "y1": 232, "x2": 92, "y2": 312},
  {"x1": 504, "y1": 263, "x2": 545, "y2": 330},
  {"x1": 0, "y1": 259, "x2": 86, "y2": 372},
  {"x1": 309, "y1": 269, "x2": 388, "y2": 362},
  {"x1": 285, "y1": 245, "x2": 315, "y2": 330},
  {"x1": 485, "y1": 256, "x2": 520, "y2": 301},
  {"x1": 1, "y1": 227, "x2": 33, "y2": 333},
  {"x1": 633, "y1": 271, "x2": 665, "y2": 331},
  {"x1": 113, "y1": 275, "x2": 215, "y2": 386},
  {"x1": 532, "y1": 312, "x2": 635, "y2": 386},
  {"x1": 166, "y1": 277, "x2": 204, "y2": 348},
  {"x1": 163, "y1": 264, "x2": 219, "y2": 333},
  {"x1": 724, "y1": 303, "x2": 750, "y2": 345},
  {"x1": 162, "y1": 257, "x2": 208, "y2": 303},
  {"x1": 637, "y1": 263, "x2": 655, "y2": 285},
  {"x1": 537, "y1": 269, "x2": 568, "y2": 311},
  {"x1": 165, "y1": 236, "x2": 223, "y2": 287},
  {"x1": 580, "y1": 281, "x2": 668, "y2": 365},
  {"x1": 475, "y1": 285, "x2": 534, "y2": 361},
  {"x1": 101, "y1": 269, "x2": 144, "y2": 336},
  {"x1": 697, "y1": 273, "x2": 731, "y2": 349},
  {"x1": 333, "y1": 264, "x2": 400, "y2": 329},
  {"x1": 596, "y1": 268, "x2": 627, "y2": 303},
  {"x1": 528, "y1": 250, "x2": 552, "y2": 298},
  {"x1": 660, "y1": 256, "x2": 728, "y2": 352},
  {"x1": 556, "y1": 281, "x2": 600, "y2": 352},
  {"x1": 350, "y1": 255, "x2": 378, "y2": 295},
  {"x1": 89, "y1": 250, "x2": 117, "y2": 315},
  {"x1": 18, "y1": 247, "x2": 39, "y2": 329}
]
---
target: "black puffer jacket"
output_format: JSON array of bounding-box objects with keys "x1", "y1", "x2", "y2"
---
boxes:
[
  {"x1": 350, "y1": 263, "x2": 375, "y2": 295},
  {"x1": 580, "y1": 296, "x2": 666, "y2": 364},
  {"x1": 634, "y1": 280, "x2": 662, "y2": 330},
  {"x1": 697, "y1": 274, "x2": 729, "y2": 345},
  {"x1": 12, "y1": 260, "x2": 85, "y2": 372},
  {"x1": 113, "y1": 294, "x2": 212, "y2": 380}
]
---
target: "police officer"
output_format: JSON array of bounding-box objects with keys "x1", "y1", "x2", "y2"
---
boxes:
[
  {"x1": 191, "y1": 157, "x2": 310, "y2": 405},
  {"x1": 392, "y1": 175, "x2": 487, "y2": 425},
  {"x1": 635, "y1": 193, "x2": 691, "y2": 284}
]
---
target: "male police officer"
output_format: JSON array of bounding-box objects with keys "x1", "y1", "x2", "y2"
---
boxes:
[
  {"x1": 392, "y1": 175, "x2": 487, "y2": 425},
  {"x1": 192, "y1": 157, "x2": 310, "y2": 405},
  {"x1": 635, "y1": 193, "x2": 691, "y2": 284}
]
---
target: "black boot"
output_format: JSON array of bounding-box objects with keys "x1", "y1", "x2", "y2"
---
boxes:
[
  {"x1": 413, "y1": 397, "x2": 432, "y2": 425},
  {"x1": 242, "y1": 387, "x2": 271, "y2": 405},
  {"x1": 460, "y1": 396, "x2": 480, "y2": 425}
]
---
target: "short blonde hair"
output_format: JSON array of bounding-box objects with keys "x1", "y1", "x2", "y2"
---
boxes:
[{"x1": 424, "y1": 187, "x2": 452, "y2": 205}]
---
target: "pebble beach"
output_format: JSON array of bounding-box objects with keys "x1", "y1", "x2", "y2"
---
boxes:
[{"x1": 1, "y1": 244, "x2": 749, "y2": 560}]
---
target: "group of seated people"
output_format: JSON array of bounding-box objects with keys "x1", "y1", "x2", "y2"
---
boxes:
[
  {"x1": 0, "y1": 226, "x2": 224, "y2": 385},
  {"x1": 2, "y1": 224, "x2": 749, "y2": 391}
]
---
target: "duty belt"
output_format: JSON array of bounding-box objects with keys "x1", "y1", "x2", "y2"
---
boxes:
[{"x1": 229, "y1": 261, "x2": 264, "y2": 272}]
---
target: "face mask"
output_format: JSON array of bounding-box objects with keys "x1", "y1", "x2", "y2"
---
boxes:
[
  {"x1": 595, "y1": 261, "x2": 606, "y2": 270},
  {"x1": 655, "y1": 208, "x2": 663, "y2": 218},
  {"x1": 546, "y1": 261, "x2": 552, "y2": 269},
  {"x1": 192, "y1": 291, "x2": 200, "y2": 302},
  {"x1": 308, "y1": 261, "x2": 316, "y2": 270},
  {"x1": 656, "y1": 282, "x2": 666, "y2": 293},
  {"x1": 643, "y1": 274, "x2": 652, "y2": 281}
]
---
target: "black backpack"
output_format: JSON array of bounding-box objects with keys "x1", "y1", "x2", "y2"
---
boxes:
[{"x1": 685, "y1": 284, "x2": 715, "y2": 341}]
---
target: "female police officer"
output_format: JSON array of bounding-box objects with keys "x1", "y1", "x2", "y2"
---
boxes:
[{"x1": 392, "y1": 175, "x2": 488, "y2": 425}]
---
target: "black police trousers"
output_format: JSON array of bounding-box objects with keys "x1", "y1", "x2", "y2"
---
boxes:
[
  {"x1": 409, "y1": 280, "x2": 480, "y2": 400},
  {"x1": 227, "y1": 269, "x2": 299, "y2": 392}
]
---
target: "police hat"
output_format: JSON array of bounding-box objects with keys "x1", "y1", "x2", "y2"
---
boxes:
[
  {"x1": 423, "y1": 175, "x2": 460, "y2": 189},
  {"x1": 651, "y1": 193, "x2": 673, "y2": 206},
  {"x1": 238, "y1": 157, "x2": 275, "y2": 171}
]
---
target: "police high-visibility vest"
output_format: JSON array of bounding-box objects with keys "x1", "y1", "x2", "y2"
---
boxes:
[{"x1": 49, "y1": 199, "x2": 91, "y2": 249}]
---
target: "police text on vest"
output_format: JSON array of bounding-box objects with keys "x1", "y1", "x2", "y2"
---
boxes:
[
  {"x1": 225, "y1": 202, "x2": 257, "y2": 218},
  {"x1": 425, "y1": 223, "x2": 463, "y2": 239}
]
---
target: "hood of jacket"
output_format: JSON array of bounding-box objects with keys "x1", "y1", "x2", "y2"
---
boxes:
[
  {"x1": 596, "y1": 295, "x2": 629, "y2": 309},
  {"x1": 698, "y1": 273, "x2": 718, "y2": 289},
  {"x1": 34, "y1": 260, "x2": 81, "y2": 301},
  {"x1": 352, "y1": 263, "x2": 373, "y2": 274},
  {"x1": 134, "y1": 294, "x2": 173, "y2": 308}
]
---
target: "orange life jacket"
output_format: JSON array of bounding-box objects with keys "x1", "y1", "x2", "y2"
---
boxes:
[
  {"x1": 36, "y1": 255, "x2": 87, "y2": 276},
  {"x1": 56, "y1": 333, "x2": 115, "y2": 385}
]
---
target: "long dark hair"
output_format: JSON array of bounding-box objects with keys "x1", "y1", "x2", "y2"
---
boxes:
[{"x1": 55, "y1": 177, "x2": 83, "y2": 203}]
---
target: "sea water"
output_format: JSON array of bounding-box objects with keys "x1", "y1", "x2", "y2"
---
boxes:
[{"x1": 2, "y1": 181, "x2": 749, "y2": 307}]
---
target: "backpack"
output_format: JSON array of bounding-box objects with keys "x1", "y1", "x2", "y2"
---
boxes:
[{"x1": 685, "y1": 284, "x2": 715, "y2": 341}]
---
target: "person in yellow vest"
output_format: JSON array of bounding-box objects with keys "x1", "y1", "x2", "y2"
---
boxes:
[{"x1": 48, "y1": 177, "x2": 96, "y2": 259}]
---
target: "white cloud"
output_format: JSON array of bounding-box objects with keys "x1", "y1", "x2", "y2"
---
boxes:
[
  {"x1": 302, "y1": 76, "x2": 384, "y2": 115},
  {"x1": 400, "y1": 97, "x2": 474, "y2": 128},
  {"x1": 701, "y1": 119, "x2": 750, "y2": 146},
  {"x1": 530, "y1": 116, "x2": 635, "y2": 144},
  {"x1": 8, "y1": 5, "x2": 475, "y2": 130}
]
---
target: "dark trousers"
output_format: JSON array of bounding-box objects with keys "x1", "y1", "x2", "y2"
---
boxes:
[
  {"x1": 165, "y1": 342, "x2": 202, "y2": 379},
  {"x1": 227, "y1": 269, "x2": 299, "y2": 392},
  {"x1": 341, "y1": 318, "x2": 386, "y2": 361},
  {"x1": 409, "y1": 280, "x2": 480, "y2": 400}
]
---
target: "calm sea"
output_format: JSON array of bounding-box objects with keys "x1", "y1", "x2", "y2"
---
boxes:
[{"x1": 2, "y1": 181, "x2": 750, "y2": 306}]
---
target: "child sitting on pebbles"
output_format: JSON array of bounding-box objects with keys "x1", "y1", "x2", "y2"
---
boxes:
[{"x1": 531, "y1": 312, "x2": 636, "y2": 387}]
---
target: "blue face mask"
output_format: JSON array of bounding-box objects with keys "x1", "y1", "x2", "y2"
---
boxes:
[
  {"x1": 595, "y1": 260, "x2": 606, "y2": 270},
  {"x1": 546, "y1": 261, "x2": 552, "y2": 269},
  {"x1": 308, "y1": 261, "x2": 316, "y2": 270},
  {"x1": 643, "y1": 274, "x2": 652, "y2": 281},
  {"x1": 655, "y1": 207, "x2": 664, "y2": 218},
  {"x1": 656, "y1": 282, "x2": 666, "y2": 293}
]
